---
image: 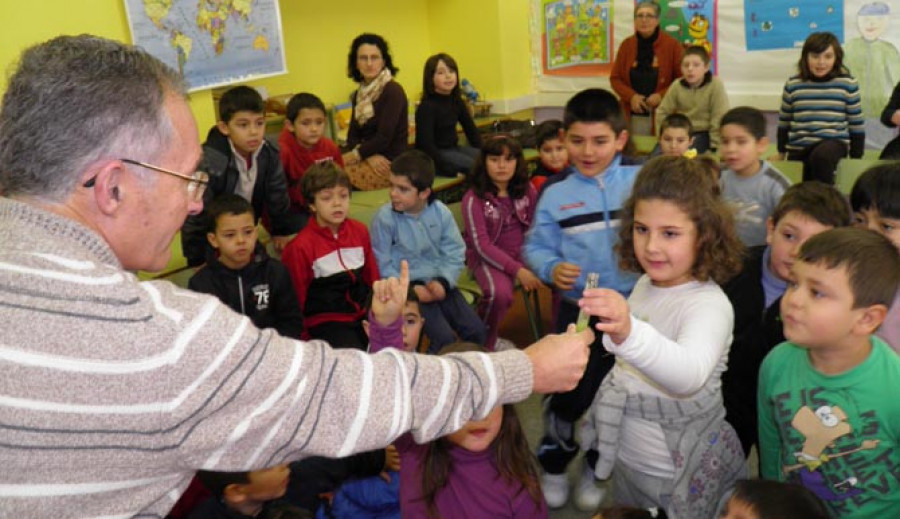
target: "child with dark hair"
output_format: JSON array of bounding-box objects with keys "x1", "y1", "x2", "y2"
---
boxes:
[
  {"x1": 850, "y1": 162, "x2": 900, "y2": 351},
  {"x1": 415, "y1": 53, "x2": 483, "y2": 177},
  {"x1": 758, "y1": 227, "x2": 900, "y2": 519},
  {"x1": 655, "y1": 113, "x2": 694, "y2": 157},
  {"x1": 462, "y1": 134, "x2": 540, "y2": 350},
  {"x1": 719, "y1": 106, "x2": 791, "y2": 247},
  {"x1": 524, "y1": 88, "x2": 641, "y2": 510},
  {"x1": 778, "y1": 32, "x2": 865, "y2": 184},
  {"x1": 188, "y1": 194, "x2": 304, "y2": 340},
  {"x1": 530, "y1": 120, "x2": 569, "y2": 190},
  {"x1": 182, "y1": 85, "x2": 301, "y2": 266},
  {"x1": 278, "y1": 92, "x2": 343, "y2": 224},
  {"x1": 719, "y1": 479, "x2": 829, "y2": 519},
  {"x1": 189, "y1": 466, "x2": 310, "y2": 519},
  {"x1": 656, "y1": 45, "x2": 729, "y2": 153},
  {"x1": 722, "y1": 181, "x2": 851, "y2": 456},
  {"x1": 281, "y1": 162, "x2": 378, "y2": 350},
  {"x1": 370, "y1": 149, "x2": 486, "y2": 353},
  {"x1": 580, "y1": 156, "x2": 747, "y2": 519}
]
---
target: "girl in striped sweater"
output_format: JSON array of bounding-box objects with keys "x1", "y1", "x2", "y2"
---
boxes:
[{"x1": 777, "y1": 31, "x2": 865, "y2": 184}]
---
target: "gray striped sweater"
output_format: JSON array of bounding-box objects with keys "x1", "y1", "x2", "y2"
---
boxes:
[{"x1": 0, "y1": 198, "x2": 532, "y2": 518}]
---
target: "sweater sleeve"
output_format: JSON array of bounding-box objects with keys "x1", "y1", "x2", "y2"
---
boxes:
[
  {"x1": 846, "y1": 78, "x2": 866, "y2": 159},
  {"x1": 777, "y1": 82, "x2": 793, "y2": 153},
  {"x1": 654, "y1": 85, "x2": 677, "y2": 135},
  {"x1": 610, "y1": 38, "x2": 637, "y2": 105},
  {"x1": 709, "y1": 78, "x2": 730, "y2": 150},
  {"x1": 414, "y1": 99, "x2": 441, "y2": 163},
  {"x1": 462, "y1": 191, "x2": 523, "y2": 277},
  {"x1": 757, "y1": 351, "x2": 784, "y2": 480},
  {"x1": 358, "y1": 82, "x2": 408, "y2": 160},
  {"x1": 601, "y1": 292, "x2": 733, "y2": 396},
  {"x1": 436, "y1": 203, "x2": 465, "y2": 287},
  {"x1": 156, "y1": 285, "x2": 536, "y2": 464}
]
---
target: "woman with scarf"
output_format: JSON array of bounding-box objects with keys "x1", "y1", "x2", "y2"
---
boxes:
[
  {"x1": 610, "y1": 1, "x2": 683, "y2": 136},
  {"x1": 342, "y1": 33, "x2": 409, "y2": 190}
]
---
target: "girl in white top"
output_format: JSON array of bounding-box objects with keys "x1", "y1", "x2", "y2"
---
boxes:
[{"x1": 579, "y1": 156, "x2": 747, "y2": 519}]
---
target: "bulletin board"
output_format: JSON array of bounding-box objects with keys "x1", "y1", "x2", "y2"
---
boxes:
[{"x1": 530, "y1": 0, "x2": 900, "y2": 126}]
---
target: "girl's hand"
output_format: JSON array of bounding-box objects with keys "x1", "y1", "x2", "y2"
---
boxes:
[
  {"x1": 516, "y1": 268, "x2": 543, "y2": 292},
  {"x1": 381, "y1": 444, "x2": 400, "y2": 477},
  {"x1": 426, "y1": 280, "x2": 446, "y2": 301},
  {"x1": 579, "y1": 288, "x2": 631, "y2": 344},
  {"x1": 552, "y1": 262, "x2": 581, "y2": 291},
  {"x1": 645, "y1": 93, "x2": 662, "y2": 108},
  {"x1": 366, "y1": 154, "x2": 391, "y2": 176},
  {"x1": 372, "y1": 261, "x2": 410, "y2": 325}
]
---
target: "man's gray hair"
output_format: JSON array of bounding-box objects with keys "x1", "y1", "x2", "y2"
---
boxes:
[
  {"x1": 635, "y1": 1, "x2": 661, "y2": 17},
  {"x1": 0, "y1": 34, "x2": 186, "y2": 201}
]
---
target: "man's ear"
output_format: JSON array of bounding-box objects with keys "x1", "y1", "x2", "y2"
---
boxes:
[
  {"x1": 207, "y1": 232, "x2": 219, "y2": 249},
  {"x1": 854, "y1": 304, "x2": 887, "y2": 336},
  {"x1": 88, "y1": 161, "x2": 126, "y2": 216},
  {"x1": 217, "y1": 120, "x2": 231, "y2": 137},
  {"x1": 419, "y1": 187, "x2": 432, "y2": 201},
  {"x1": 284, "y1": 119, "x2": 295, "y2": 133}
]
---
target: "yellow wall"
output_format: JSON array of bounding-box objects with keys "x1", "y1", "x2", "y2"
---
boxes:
[{"x1": 0, "y1": 0, "x2": 535, "y2": 138}]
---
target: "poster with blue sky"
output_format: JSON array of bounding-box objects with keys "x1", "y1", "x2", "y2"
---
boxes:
[{"x1": 745, "y1": 1, "x2": 844, "y2": 51}]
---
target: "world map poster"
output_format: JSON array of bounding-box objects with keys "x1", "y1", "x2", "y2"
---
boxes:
[{"x1": 124, "y1": 0, "x2": 287, "y2": 92}]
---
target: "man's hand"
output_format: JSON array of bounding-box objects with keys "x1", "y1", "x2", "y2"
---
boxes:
[
  {"x1": 342, "y1": 151, "x2": 360, "y2": 166},
  {"x1": 645, "y1": 93, "x2": 662, "y2": 109},
  {"x1": 371, "y1": 261, "x2": 410, "y2": 325},
  {"x1": 426, "y1": 280, "x2": 446, "y2": 301},
  {"x1": 551, "y1": 262, "x2": 581, "y2": 291},
  {"x1": 271, "y1": 235, "x2": 292, "y2": 253},
  {"x1": 579, "y1": 287, "x2": 631, "y2": 344},
  {"x1": 892, "y1": 109, "x2": 900, "y2": 127},
  {"x1": 524, "y1": 324, "x2": 593, "y2": 393},
  {"x1": 516, "y1": 268, "x2": 543, "y2": 292}
]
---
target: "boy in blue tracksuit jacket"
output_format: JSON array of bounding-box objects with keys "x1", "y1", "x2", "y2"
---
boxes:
[{"x1": 523, "y1": 89, "x2": 640, "y2": 511}]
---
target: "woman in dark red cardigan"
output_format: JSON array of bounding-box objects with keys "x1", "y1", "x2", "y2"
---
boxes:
[
  {"x1": 342, "y1": 33, "x2": 409, "y2": 190},
  {"x1": 610, "y1": 1, "x2": 683, "y2": 134}
]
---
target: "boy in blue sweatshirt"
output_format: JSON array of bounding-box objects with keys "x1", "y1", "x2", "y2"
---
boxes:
[
  {"x1": 524, "y1": 88, "x2": 640, "y2": 511},
  {"x1": 369, "y1": 150, "x2": 486, "y2": 353}
]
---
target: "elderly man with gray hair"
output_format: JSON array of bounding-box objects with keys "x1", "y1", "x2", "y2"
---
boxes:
[{"x1": 0, "y1": 35, "x2": 592, "y2": 517}]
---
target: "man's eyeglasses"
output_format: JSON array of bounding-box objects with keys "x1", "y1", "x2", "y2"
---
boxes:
[{"x1": 83, "y1": 158, "x2": 209, "y2": 202}]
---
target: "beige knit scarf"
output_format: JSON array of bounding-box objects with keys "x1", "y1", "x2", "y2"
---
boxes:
[{"x1": 354, "y1": 68, "x2": 393, "y2": 126}]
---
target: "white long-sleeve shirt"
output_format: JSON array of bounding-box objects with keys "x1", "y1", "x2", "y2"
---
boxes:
[{"x1": 602, "y1": 276, "x2": 733, "y2": 477}]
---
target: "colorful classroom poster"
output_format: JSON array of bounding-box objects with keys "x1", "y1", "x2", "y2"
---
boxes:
[
  {"x1": 542, "y1": 0, "x2": 613, "y2": 76},
  {"x1": 652, "y1": 0, "x2": 718, "y2": 73},
  {"x1": 744, "y1": 0, "x2": 844, "y2": 51}
]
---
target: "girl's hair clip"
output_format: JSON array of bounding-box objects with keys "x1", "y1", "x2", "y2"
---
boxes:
[
  {"x1": 648, "y1": 508, "x2": 660, "y2": 518},
  {"x1": 682, "y1": 148, "x2": 698, "y2": 159}
]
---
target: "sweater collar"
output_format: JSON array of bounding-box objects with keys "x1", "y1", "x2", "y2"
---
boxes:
[{"x1": 0, "y1": 197, "x2": 121, "y2": 268}]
